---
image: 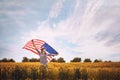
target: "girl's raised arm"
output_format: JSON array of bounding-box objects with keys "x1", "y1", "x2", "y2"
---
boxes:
[{"x1": 32, "y1": 40, "x2": 41, "y2": 55}]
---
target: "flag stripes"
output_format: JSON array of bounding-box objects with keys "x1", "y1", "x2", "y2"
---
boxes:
[{"x1": 23, "y1": 39, "x2": 54, "y2": 62}]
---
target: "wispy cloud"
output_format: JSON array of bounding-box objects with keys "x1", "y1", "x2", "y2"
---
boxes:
[
  {"x1": 49, "y1": 0, "x2": 64, "y2": 18},
  {"x1": 20, "y1": 0, "x2": 120, "y2": 62},
  {"x1": 0, "y1": 0, "x2": 120, "y2": 62}
]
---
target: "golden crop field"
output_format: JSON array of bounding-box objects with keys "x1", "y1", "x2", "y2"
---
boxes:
[{"x1": 0, "y1": 62, "x2": 120, "y2": 80}]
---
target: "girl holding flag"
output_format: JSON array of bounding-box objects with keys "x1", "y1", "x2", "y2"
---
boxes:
[
  {"x1": 23, "y1": 39, "x2": 58, "y2": 70},
  {"x1": 32, "y1": 40, "x2": 55, "y2": 70}
]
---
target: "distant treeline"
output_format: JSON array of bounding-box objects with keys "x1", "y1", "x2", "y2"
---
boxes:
[
  {"x1": 0, "y1": 57, "x2": 112, "y2": 63},
  {"x1": 0, "y1": 58, "x2": 15, "y2": 62}
]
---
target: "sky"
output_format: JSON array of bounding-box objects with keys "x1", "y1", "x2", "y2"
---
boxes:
[{"x1": 0, "y1": 0, "x2": 120, "y2": 62}]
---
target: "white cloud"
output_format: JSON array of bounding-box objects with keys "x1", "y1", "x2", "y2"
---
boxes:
[
  {"x1": 49, "y1": 0, "x2": 64, "y2": 18},
  {"x1": 21, "y1": 0, "x2": 120, "y2": 62}
]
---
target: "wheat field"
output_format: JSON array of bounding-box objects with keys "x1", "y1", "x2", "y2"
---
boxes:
[{"x1": 0, "y1": 62, "x2": 120, "y2": 80}]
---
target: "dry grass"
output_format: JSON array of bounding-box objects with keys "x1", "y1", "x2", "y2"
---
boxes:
[{"x1": 0, "y1": 62, "x2": 120, "y2": 80}]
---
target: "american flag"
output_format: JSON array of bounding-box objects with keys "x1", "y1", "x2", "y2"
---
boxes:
[{"x1": 23, "y1": 39, "x2": 58, "y2": 63}]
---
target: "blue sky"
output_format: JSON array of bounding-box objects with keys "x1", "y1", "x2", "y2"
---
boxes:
[{"x1": 0, "y1": 0, "x2": 120, "y2": 62}]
